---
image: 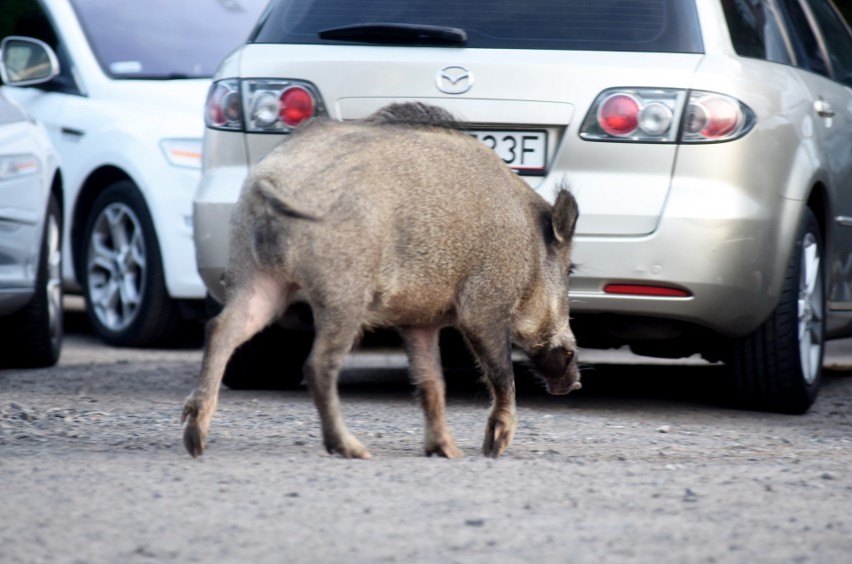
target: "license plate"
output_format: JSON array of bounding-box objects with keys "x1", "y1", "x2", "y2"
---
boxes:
[{"x1": 468, "y1": 130, "x2": 547, "y2": 174}]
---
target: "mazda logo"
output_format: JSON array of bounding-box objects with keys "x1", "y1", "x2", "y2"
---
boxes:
[{"x1": 436, "y1": 66, "x2": 473, "y2": 95}]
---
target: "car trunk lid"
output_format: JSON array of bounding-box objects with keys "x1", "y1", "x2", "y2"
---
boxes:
[{"x1": 238, "y1": 45, "x2": 702, "y2": 235}]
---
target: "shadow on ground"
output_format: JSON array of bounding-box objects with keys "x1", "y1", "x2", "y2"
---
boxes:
[{"x1": 64, "y1": 303, "x2": 850, "y2": 413}]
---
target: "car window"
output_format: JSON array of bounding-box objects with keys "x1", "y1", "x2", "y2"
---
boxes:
[
  {"x1": 805, "y1": 0, "x2": 852, "y2": 87},
  {"x1": 70, "y1": 0, "x2": 268, "y2": 79},
  {"x1": 776, "y1": 0, "x2": 832, "y2": 77},
  {"x1": 721, "y1": 0, "x2": 792, "y2": 64},
  {"x1": 0, "y1": 0, "x2": 76, "y2": 92},
  {"x1": 252, "y1": 0, "x2": 704, "y2": 53},
  {"x1": 0, "y1": 0, "x2": 59, "y2": 48}
]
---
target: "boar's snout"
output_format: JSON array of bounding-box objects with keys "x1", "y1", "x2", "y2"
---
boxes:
[{"x1": 531, "y1": 346, "x2": 581, "y2": 396}]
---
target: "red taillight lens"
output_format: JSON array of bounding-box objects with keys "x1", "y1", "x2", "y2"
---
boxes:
[
  {"x1": 598, "y1": 94, "x2": 640, "y2": 136},
  {"x1": 604, "y1": 284, "x2": 692, "y2": 298},
  {"x1": 279, "y1": 87, "x2": 316, "y2": 127}
]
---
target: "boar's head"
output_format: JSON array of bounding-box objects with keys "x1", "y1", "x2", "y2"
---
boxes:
[{"x1": 514, "y1": 188, "x2": 581, "y2": 395}]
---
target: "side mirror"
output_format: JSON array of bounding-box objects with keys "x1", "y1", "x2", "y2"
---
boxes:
[{"x1": 0, "y1": 36, "x2": 60, "y2": 87}]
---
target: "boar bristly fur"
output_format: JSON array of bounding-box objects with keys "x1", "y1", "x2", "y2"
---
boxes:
[{"x1": 182, "y1": 102, "x2": 580, "y2": 459}]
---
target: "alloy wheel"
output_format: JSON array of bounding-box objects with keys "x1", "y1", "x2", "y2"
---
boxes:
[
  {"x1": 46, "y1": 210, "x2": 63, "y2": 349},
  {"x1": 797, "y1": 232, "x2": 823, "y2": 385},
  {"x1": 86, "y1": 202, "x2": 147, "y2": 332}
]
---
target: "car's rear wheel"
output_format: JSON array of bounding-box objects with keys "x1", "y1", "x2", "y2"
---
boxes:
[
  {"x1": 729, "y1": 207, "x2": 824, "y2": 414},
  {"x1": 82, "y1": 181, "x2": 182, "y2": 347},
  {"x1": 0, "y1": 194, "x2": 63, "y2": 367}
]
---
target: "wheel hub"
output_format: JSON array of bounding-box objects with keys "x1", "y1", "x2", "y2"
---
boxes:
[
  {"x1": 798, "y1": 233, "x2": 823, "y2": 386},
  {"x1": 86, "y1": 202, "x2": 146, "y2": 333}
]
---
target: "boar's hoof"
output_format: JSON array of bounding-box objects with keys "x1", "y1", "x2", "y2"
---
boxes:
[
  {"x1": 181, "y1": 399, "x2": 206, "y2": 458},
  {"x1": 425, "y1": 439, "x2": 463, "y2": 459},
  {"x1": 325, "y1": 435, "x2": 373, "y2": 459},
  {"x1": 545, "y1": 380, "x2": 582, "y2": 396},
  {"x1": 482, "y1": 418, "x2": 516, "y2": 459},
  {"x1": 183, "y1": 422, "x2": 205, "y2": 458}
]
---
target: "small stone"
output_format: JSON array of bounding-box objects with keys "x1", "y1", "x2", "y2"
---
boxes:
[
  {"x1": 657, "y1": 425, "x2": 672, "y2": 433},
  {"x1": 465, "y1": 519, "x2": 485, "y2": 527}
]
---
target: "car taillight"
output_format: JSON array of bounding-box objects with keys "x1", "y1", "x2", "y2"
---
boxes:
[
  {"x1": 682, "y1": 92, "x2": 750, "y2": 141},
  {"x1": 597, "y1": 94, "x2": 640, "y2": 136},
  {"x1": 205, "y1": 79, "x2": 242, "y2": 130},
  {"x1": 580, "y1": 88, "x2": 754, "y2": 144},
  {"x1": 279, "y1": 87, "x2": 316, "y2": 127},
  {"x1": 204, "y1": 78, "x2": 324, "y2": 132}
]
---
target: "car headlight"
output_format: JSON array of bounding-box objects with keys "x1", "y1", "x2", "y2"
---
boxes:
[
  {"x1": 0, "y1": 154, "x2": 40, "y2": 180},
  {"x1": 160, "y1": 139, "x2": 202, "y2": 169}
]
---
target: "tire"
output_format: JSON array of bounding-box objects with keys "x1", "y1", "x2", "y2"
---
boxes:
[
  {"x1": 0, "y1": 194, "x2": 63, "y2": 368},
  {"x1": 729, "y1": 207, "x2": 824, "y2": 414},
  {"x1": 222, "y1": 324, "x2": 312, "y2": 390},
  {"x1": 81, "y1": 181, "x2": 182, "y2": 347}
]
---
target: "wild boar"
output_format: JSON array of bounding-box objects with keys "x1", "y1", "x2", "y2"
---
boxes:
[{"x1": 182, "y1": 102, "x2": 580, "y2": 460}]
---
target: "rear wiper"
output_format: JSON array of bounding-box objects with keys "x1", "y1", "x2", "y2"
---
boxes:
[{"x1": 318, "y1": 23, "x2": 467, "y2": 46}]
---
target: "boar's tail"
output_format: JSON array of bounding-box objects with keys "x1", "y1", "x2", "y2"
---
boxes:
[
  {"x1": 366, "y1": 102, "x2": 459, "y2": 130},
  {"x1": 254, "y1": 178, "x2": 320, "y2": 222}
]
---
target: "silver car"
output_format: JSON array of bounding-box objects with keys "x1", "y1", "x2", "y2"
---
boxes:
[
  {"x1": 195, "y1": 0, "x2": 852, "y2": 412},
  {"x1": 0, "y1": 38, "x2": 63, "y2": 367}
]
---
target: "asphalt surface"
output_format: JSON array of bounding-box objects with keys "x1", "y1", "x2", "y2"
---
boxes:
[{"x1": 1, "y1": 303, "x2": 851, "y2": 563}]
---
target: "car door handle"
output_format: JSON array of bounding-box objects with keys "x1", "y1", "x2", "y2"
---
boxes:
[
  {"x1": 814, "y1": 100, "x2": 835, "y2": 118},
  {"x1": 61, "y1": 127, "x2": 85, "y2": 139}
]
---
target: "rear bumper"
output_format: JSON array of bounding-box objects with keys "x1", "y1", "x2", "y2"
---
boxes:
[
  {"x1": 570, "y1": 177, "x2": 801, "y2": 338},
  {"x1": 193, "y1": 161, "x2": 250, "y2": 304},
  {"x1": 194, "y1": 200, "x2": 232, "y2": 305}
]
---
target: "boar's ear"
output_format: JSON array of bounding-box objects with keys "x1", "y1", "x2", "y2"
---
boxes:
[{"x1": 551, "y1": 189, "x2": 579, "y2": 245}]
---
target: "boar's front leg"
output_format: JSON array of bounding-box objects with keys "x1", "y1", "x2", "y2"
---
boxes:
[
  {"x1": 461, "y1": 324, "x2": 517, "y2": 458},
  {"x1": 181, "y1": 277, "x2": 292, "y2": 457},
  {"x1": 402, "y1": 326, "x2": 462, "y2": 459},
  {"x1": 306, "y1": 307, "x2": 372, "y2": 459}
]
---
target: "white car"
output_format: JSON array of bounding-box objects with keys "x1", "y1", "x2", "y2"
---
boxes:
[
  {"x1": 0, "y1": 38, "x2": 62, "y2": 367},
  {"x1": 196, "y1": 0, "x2": 852, "y2": 413},
  {"x1": 0, "y1": 0, "x2": 267, "y2": 346}
]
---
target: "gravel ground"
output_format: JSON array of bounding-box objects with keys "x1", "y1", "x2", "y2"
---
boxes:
[{"x1": 1, "y1": 320, "x2": 851, "y2": 563}]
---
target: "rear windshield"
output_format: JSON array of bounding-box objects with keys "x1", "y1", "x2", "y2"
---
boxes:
[{"x1": 252, "y1": 0, "x2": 704, "y2": 53}]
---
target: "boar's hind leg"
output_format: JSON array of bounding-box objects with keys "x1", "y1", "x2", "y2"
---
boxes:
[
  {"x1": 461, "y1": 325, "x2": 517, "y2": 459},
  {"x1": 181, "y1": 277, "x2": 293, "y2": 457},
  {"x1": 306, "y1": 308, "x2": 372, "y2": 459},
  {"x1": 402, "y1": 327, "x2": 463, "y2": 459}
]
